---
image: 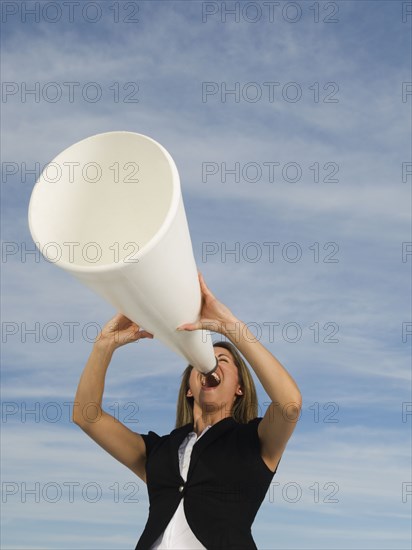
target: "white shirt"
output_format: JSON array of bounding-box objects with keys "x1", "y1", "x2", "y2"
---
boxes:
[{"x1": 150, "y1": 425, "x2": 212, "y2": 549}]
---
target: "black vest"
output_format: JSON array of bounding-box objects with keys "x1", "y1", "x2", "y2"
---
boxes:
[{"x1": 135, "y1": 416, "x2": 280, "y2": 549}]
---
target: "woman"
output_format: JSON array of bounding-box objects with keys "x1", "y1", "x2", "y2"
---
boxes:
[{"x1": 73, "y1": 273, "x2": 302, "y2": 549}]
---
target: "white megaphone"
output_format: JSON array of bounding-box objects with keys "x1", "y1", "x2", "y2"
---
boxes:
[{"x1": 28, "y1": 131, "x2": 218, "y2": 374}]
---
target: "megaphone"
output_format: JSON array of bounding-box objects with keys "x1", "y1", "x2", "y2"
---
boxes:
[{"x1": 27, "y1": 131, "x2": 218, "y2": 374}]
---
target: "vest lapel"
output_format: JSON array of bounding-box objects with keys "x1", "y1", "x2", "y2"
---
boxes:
[
  {"x1": 169, "y1": 423, "x2": 194, "y2": 480},
  {"x1": 187, "y1": 417, "x2": 237, "y2": 480}
]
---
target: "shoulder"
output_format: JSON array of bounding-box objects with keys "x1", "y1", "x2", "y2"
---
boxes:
[
  {"x1": 239, "y1": 416, "x2": 263, "y2": 428},
  {"x1": 140, "y1": 424, "x2": 193, "y2": 457},
  {"x1": 234, "y1": 416, "x2": 263, "y2": 438},
  {"x1": 140, "y1": 430, "x2": 162, "y2": 457}
]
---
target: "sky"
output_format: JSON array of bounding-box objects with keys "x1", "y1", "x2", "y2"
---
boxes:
[{"x1": 1, "y1": 0, "x2": 411, "y2": 549}]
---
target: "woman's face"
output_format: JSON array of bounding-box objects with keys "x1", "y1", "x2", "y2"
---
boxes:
[{"x1": 187, "y1": 346, "x2": 243, "y2": 413}]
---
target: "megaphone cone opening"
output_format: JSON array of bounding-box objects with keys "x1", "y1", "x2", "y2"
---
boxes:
[{"x1": 28, "y1": 131, "x2": 181, "y2": 274}]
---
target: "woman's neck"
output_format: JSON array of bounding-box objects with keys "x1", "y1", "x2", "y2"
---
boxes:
[{"x1": 192, "y1": 411, "x2": 233, "y2": 436}]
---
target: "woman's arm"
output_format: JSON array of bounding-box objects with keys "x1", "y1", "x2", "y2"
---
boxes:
[
  {"x1": 177, "y1": 272, "x2": 302, "y2": 472},
  {"x1": 72, "y1": 313, "x2": 153, "y2": 482},
  {"x1": 223, "y1": 319, "x2": 301, "y2": 471}
]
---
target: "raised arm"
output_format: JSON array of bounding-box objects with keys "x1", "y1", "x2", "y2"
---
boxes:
[
  {"x1": 223, "y1": 320, "x2": 301, "y2": 472},
  {"x1": 72, "y1": 313, "x2": 153, "y2": 483},
  {"x1": 177, "y1": 272, "x2": 302, "y2": 473}
]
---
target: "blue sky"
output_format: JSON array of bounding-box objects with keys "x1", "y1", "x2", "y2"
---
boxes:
[{"x1": 1, "y1": 1, "x2": 411, "y2": 549}]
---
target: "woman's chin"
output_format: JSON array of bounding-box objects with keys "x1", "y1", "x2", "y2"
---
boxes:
[{"x1": 200, "y1": 386, "x2": 219, "y2": 392}]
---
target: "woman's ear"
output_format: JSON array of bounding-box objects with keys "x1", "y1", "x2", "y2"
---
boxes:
[{"x1": 186, "y1": 388, "x2": 193, "y2": 397}]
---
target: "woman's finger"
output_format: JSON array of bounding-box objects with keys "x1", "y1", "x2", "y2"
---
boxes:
[
  {"x1": 176, "y1": 319, "x2": 220, "y2": 332},
  {"x1": 108, "y1": 313, "x2": 128, "y2": 331},
  {"x1": 176, "y1": 323, "x2": 198, "y2": 331},
  {"x1": 198, "y1": 272, "x2": 214, "y2": 298},
  {"x1": 114, "y1": 312, "x2": 128, "y2": 324}
]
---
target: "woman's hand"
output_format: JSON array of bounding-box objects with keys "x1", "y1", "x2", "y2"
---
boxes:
[
  {"x1": 95, "y1": 313, "x2": 154, "y2": 350},
  {"x1": 176, "y1": 272, "x2": 238, "y2": 335}
]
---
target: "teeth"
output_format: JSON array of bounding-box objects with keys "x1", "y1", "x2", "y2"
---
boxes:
[{"x1": 201, "y1": 372, "x2": 221, "y2": 387}]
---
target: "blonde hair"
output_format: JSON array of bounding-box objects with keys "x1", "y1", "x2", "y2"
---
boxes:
[{"x1": 175, "y1": 340, "x2": 258, "y2": 428}]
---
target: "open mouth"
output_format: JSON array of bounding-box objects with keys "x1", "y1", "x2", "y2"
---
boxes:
[{"x1": 200, "y1": 371, "x2": 221, "y2": 388}]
